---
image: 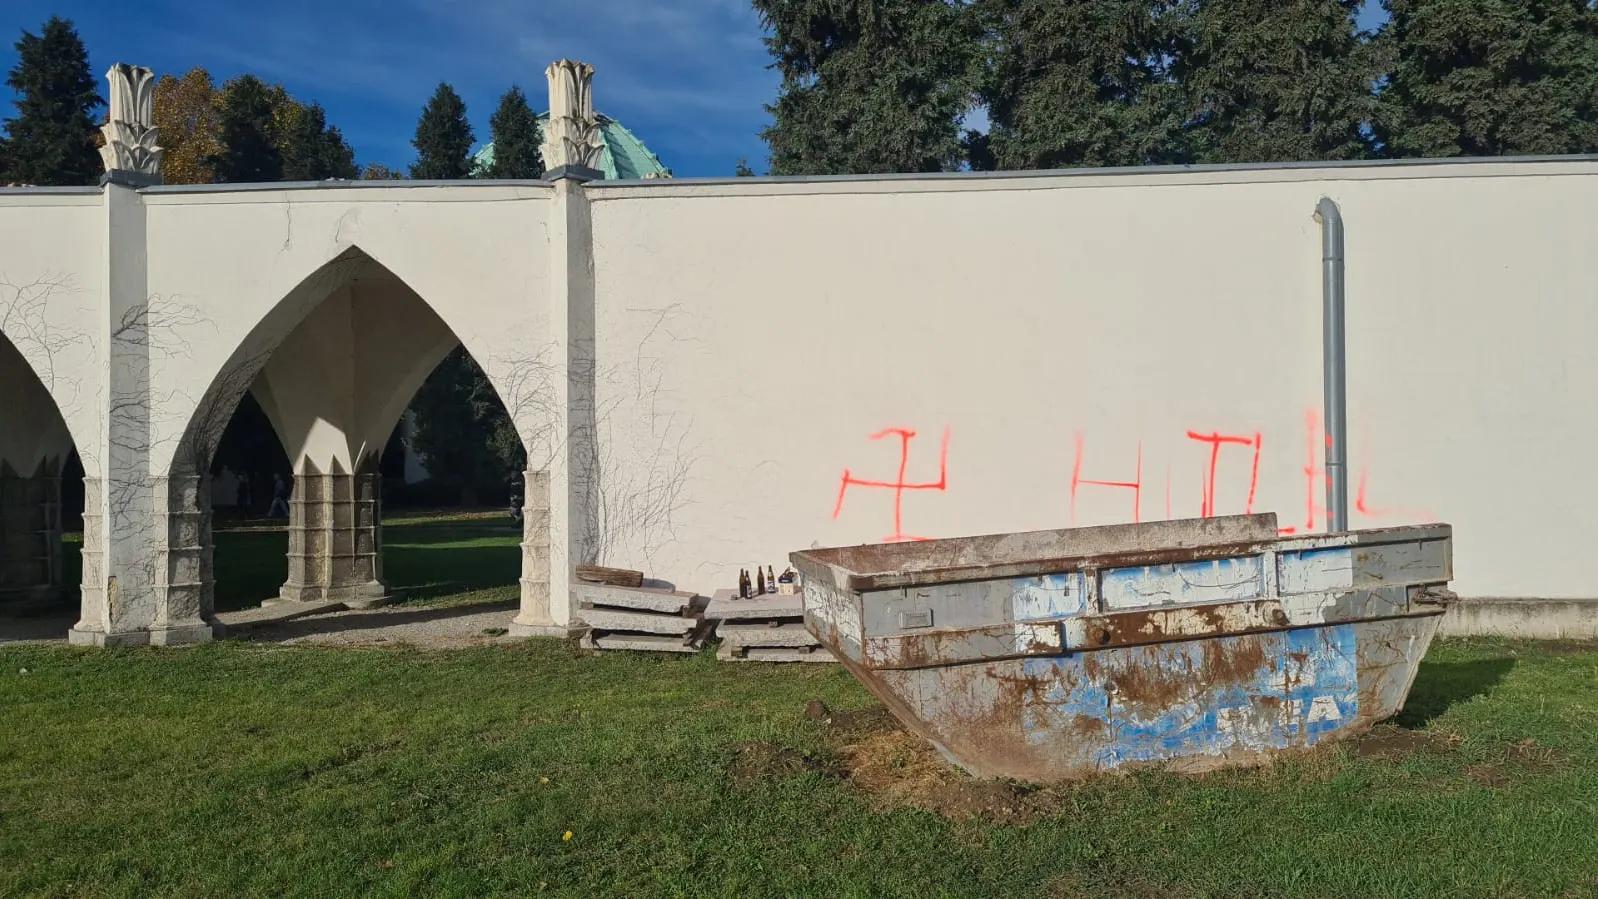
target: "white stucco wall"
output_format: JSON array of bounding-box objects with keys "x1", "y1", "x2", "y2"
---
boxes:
[
  {"x1": 0, "y1": 190, "x2": 107, "y2": 472},
  {"x1": 6, "y1": 159, "x2": 1596, "y2": 622},
  {"x1": 140, "y1": 183, "x2": 556, "y2": 480},
  {"x1": 586, "y1": 159, "x2": 1598, "y2": 600}
]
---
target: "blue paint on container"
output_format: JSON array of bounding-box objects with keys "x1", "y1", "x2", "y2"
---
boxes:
[
  {"x1": 1099, "y1": 556, "x2": 1263, "y2": 609},
  {"x1": 1020, "y1": 624, "x2": 1360, "y2": 767},
  {"x1": 1010, "y1": 572, "x2": 1086, "y2": 622}
]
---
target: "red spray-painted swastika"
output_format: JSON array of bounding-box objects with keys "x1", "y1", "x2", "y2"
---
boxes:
[{"x1": 833, "y1": 427, "x2": 950, "y2": 543}]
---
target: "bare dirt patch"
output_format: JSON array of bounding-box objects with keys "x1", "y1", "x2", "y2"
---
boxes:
[
  {"x1": 805, "y1": 699, "x2": 1058, "y2": 825},
  {"x1": 1045, "y1": 874, "x2": 1196, "y2": 899},
  {"x1": 1351, "y1": 724, "x2": 1461, "y2": 761},
  {"x1": 1464, "y1": 764, "x2": 1511, "y2": 788},
  {"x1": 1467, "y1": 738, "x2": 1569, "y2": 788},
  {"x1": 1349, "y1": 725, "x2": 1565, "y2": 788},
  {"x1": 727, "y1": 741, "x2": 837, "y2": 788},
  {"x1": 1505, "y1": 736, "x2": 1567, "y2": 767}
]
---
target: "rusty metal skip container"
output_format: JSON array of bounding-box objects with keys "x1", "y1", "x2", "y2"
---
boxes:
[{"x1": 790, "y1": 513, "x2": 1454, "y2": 783}]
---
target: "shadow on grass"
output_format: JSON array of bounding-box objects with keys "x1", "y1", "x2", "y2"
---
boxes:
[
  {"x1": 231, "y1": 599, "x2": 518, "y2": 643},
  {"x1": 383, "y1": 545, "x2": 522, "y2": 602},
  {"x1": 212, "y1": 517, "x2": 521, "y2": 612},
  {"x1": 1395, "y1": 655, "x2": 1516, "y2": 728}
]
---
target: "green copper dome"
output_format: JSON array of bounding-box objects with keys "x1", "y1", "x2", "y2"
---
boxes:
[{"x1": 472, "y1": 112, "x2": 672, "y2": 180}]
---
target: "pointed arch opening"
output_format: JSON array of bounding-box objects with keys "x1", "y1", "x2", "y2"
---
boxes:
[
  {"x1": 0, "y1": 329, "x2": 83, "y2": 640},
  {"x1": 168, "y1": 245, "x2": 538, "y2": 629}
]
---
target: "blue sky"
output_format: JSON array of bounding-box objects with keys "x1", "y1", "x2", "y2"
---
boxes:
[
  {"x1": 2, "y1": 0, "x2": 780, "y2": 177},
  {"x1": 3, "y1": 1, "x2": 1388, "y2": 179}
]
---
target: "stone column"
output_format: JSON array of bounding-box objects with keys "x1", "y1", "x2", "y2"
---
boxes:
[
  {"x1": 274, "y1": 456, "x2": 390, "y2": 608},
  {"x1": 0, "y1": 459, "x2": 63, "y2": 611},
  {"x1": 150, "y1": 473, "x2": 221, "y2": 644},
  {"x1": 511, "y1": 468, "x2": 571, "y2": 636}
]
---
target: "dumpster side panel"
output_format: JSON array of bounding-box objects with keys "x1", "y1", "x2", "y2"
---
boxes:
[
  {"x1": 860, "y1": 572, "x2": 1089, "y2": 640},
  {"x1": 1277, "y1": 537, "x2": 1450, "y2": 595},
  {"x1": 876, "y1": 613, "x2": 1441, "y2": 782},
  {"x1": 802, "y1": 578, "x2": 866, "y2": 664},
  {"x1": 1100, "y1": 556, "x2": 1264, "y2": 610}
]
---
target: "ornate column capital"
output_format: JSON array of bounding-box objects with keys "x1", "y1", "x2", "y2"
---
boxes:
[
  {"x1": 98, "y1": 63, "x2": 163, "y2": 187},
  {"x1": 541, "y1": 59, "x2": 604, "y2": 181}
]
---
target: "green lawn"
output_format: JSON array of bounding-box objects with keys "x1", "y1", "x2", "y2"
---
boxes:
[
  {"x1": 208, "y1": 511, "x2": 527, "y2": 610},
  {"x1": 59, "y1": 510, "x2": 528, "y2": 613},
  {"x1": 5, "y1": 519, "x2": 1598, "y2": 898}
]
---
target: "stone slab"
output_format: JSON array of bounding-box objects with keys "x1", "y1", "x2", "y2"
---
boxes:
[
  {"x1": 574, "y1": 582, "x2": 698, "y2": 614},
  {"x1": 705, "y1": 589, "x2": 804, "y2": 621},
  {"x1": 717, "y1": 621, "x2": 821, "y2": 648},
  {"x1": 717, "y1": 644, "x2": 836, "y2": 663},
  {"x1": 583, "y1": 632, "x2": 700, "y2": 654},
  {"x1": 582, "y1": 608, "x2": 696, "y2": 635}
]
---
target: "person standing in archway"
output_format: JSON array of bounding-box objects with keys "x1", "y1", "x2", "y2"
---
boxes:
[
  {"x1": 236, "y1": 471, "x2": 251, "y2": 516},
  {"x1": 269, "y1": 473, "x2": 291, "y2": 518}
]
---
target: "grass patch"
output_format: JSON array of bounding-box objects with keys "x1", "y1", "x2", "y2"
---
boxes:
[{"x1": 4, "y1": 520, "x2": 1598, "y2": 897}]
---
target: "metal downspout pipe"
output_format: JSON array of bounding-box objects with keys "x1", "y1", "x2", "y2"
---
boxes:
[{"x1": 1315, "y1": 197, "x2": 1349, "y2": 533}]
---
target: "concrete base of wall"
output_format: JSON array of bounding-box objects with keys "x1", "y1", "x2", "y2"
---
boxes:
[
  {"x1": 66, "y1": 621, "x2": 220, "y2": 647},
  {"x1": 1440, "y1": 597, "x2": 1598, "y2": 641}
]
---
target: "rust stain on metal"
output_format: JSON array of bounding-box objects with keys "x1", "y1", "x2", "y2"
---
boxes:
[
  {"x1": 1201, "y1": 637, "x2": 1271, "y2": 686},
  {"x1": 1103, "y1": 657, "x2": 1192, "y2": 714},
  {"x1": 794, "y1": 515, "x2": 1454, "y2": 783},
  {"x1": 1074, "y1": 600, "x2": 1292, "y2": 651}
]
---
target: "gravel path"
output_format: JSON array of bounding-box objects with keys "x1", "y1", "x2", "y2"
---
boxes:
[
  {"x1": 228, "y1": 600, "x2": 524, "y2": 649},
  {"x1": 0, "y1": 601, "x2": 530, "y2": 650}
]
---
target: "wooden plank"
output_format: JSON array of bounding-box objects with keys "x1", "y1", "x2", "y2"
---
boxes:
[
  {"x1": 581, "y1": 608, "x2": 695, "y2": 635},
  {"x1": 574, "y1": 583, "x2": 696, "y2": 614}
]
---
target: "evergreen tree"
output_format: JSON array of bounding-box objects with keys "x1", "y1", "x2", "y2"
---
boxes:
[
  {"x1": 407, "y1": 348, "x2": 522, "y2": 505},
  {"x1": 754, "y1": 0, "x2": 978, "y2": 174},
  {"x1": 3, "y1": 16, "x2": 103, "y2": 186},
  {"x1": 1376, "y1": 0, "x2": 1598, "y2": 157},
  {"x1": 484, "y1": 86, "x2": 543, "y2": 178},
  {"x1": 974, "y1": 0, "x2": 1187, "y2": 170},
  {"x1": 280, "y1": 101, "x2": 358, "y2": 180},
  {"x1": 209, "y1": 75, "x2": 283, "y2": 183},
  {"x1": 1178, "y1": 0, "x2": 1379, "y2": 163},
  {"x1": 410, "y1": 83, "x2": 475, "y2": 179},
  {"x1": 734, "y1": 158, "x2": 756, "y2": 176}
]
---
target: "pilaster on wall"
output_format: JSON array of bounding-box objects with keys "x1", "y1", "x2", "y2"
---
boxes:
[
  {"x1": 513, "y1": 174, "x2": 596, "y2": 637},
  {"x1": 72, "y1": 183, "x2": 159, "y2": 644}
]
